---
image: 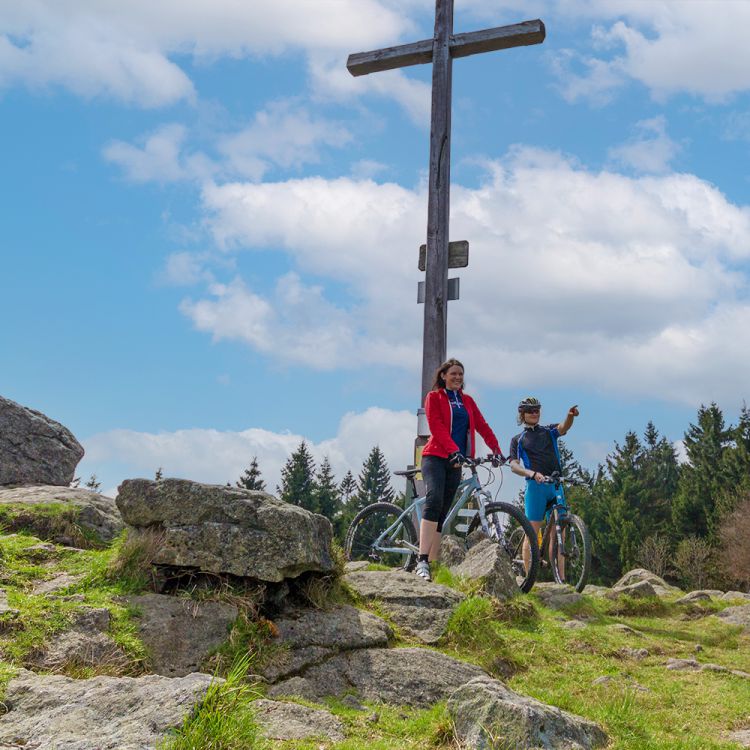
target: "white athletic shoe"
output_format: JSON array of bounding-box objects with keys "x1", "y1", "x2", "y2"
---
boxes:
[{"x1": 415, "y1": 559, "x2": 431, "y2": 581}]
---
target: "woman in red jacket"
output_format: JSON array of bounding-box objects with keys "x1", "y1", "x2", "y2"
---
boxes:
[{"x1": 416, "y1": 358, "x2": 504, "y2": 581}]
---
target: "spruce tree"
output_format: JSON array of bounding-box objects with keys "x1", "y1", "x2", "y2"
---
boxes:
[
  {"x1": 314, "y1": 457, "x2": 342, "y2": 524},
  {"x1": 236, "y1": 456, "x2": 266, "y2": 491},
  {"x1": 277, "y1": 441, "x2": 318, "y2": 512},
  {"x1": 672, "y1": 404, "x2": 731, "y2": 540},
  {"x1": 352, "y1": 446, "x2": 394, "y2": 513},
  {"x1": 339, "y1": 471, "x2": 357, "y2": 504},
  {"x1": 716, "y1": 404, "x2": 750, "y2": 520}
]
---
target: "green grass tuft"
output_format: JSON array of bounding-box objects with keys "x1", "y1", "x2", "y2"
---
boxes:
[{"x1": 159, "y1": 654, "x2": 266, "y2": 750}]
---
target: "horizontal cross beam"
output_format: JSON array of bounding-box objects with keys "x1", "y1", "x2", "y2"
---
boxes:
[{"x1": 347, "y1": 19, "x2": 545, "y2": 77}]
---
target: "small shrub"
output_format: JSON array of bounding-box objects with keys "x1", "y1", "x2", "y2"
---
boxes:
[
  {"x1": 673, "y1": 536, "x2": 715, "y2": 590},
  {"x1": 636, "y1": 534, "x2": 672, "y2": 579},
  {"x1": 717, "y1": 498, "x2": 750, "y2": 591}
]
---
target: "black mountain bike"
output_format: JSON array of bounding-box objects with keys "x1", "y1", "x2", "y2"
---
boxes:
[{"x1": 512, "y1": 471, "x2": 591, "y2": 592}]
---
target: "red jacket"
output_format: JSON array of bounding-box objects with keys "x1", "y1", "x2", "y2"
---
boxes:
[{"x1": 422, "y1": 389, "x2": 501, "y2": 459}]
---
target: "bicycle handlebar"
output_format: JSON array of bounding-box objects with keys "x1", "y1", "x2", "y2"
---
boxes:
[
  {"x1": 463, "y1": 454, "x2": 508, "y2": 468},
  {"x1": 539, "y1": 471, "x2": 588, "y2": 487}
]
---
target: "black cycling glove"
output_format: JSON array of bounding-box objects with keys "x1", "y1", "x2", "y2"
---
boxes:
[{"x1": 448, "y1": 451, "x2": 466, "y2": 466}]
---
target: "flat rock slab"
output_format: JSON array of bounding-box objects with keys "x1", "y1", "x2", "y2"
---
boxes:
[
  {"x1": 451, "y1": 538, "x2": 518, "y2": 600},
  {"x1": 0, "y1": 668, "x2": 215, "y2": 750},
  {"x1": 717, "y1": 604, "x2": 750, "y2": 633},
  {"x1": 0, "y1": 396, "x2": 84, "y2": 486},
  {"x1": 28, "y1": 608, "x2": 129, "y2": 673},
  {"x1": 449, "y1": 676, "x2": 608, "y2": 750},
  {"x1": 269, "y1": 647, "x2": 486, "y2": 708},
  {"x1": 128, "y1": 593, "x2": 238, "y2": 676},
  {"x1": 263, "y1": 604, "x2": 392, "y2": 681},
  {"x1": 0, "y1": 486, "x2": 123, "y2": 544},
  {"x1": 608, "y1": 623, "x2": 643, "y2": 637},
  {"x1": 534, "y1": 583, "x2": 583, "y2": 610},
  {"x1": 666, "y1": 658, "x2": 750, "y2": 678},
  {"x1": 344, "y1": 569, "x2": 464, "y2": 643},
  {"x1": 117, "y1": 478, "x2": 334, "y2": 581},
  {"x1": 32, "y1": 572, "x2": 84, "y2": 595},
  {"x1": 252, "y1": 699, "x2": 345, "y2": 742}
]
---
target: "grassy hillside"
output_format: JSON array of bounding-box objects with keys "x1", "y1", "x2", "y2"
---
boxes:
[{"x1": 0, "y1": 526, "x2": 748, "y2": 749}]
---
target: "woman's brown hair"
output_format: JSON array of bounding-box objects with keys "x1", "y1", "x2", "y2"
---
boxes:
[{"x1": 431, "y1": 358, "x2": 464, "y2": 391}]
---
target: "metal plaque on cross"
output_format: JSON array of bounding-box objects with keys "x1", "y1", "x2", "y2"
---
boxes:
[{"x1": 418, "y1": 240, "x2": 468, "y2": 272}]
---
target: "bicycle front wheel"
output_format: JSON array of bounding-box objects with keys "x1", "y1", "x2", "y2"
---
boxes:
[
  {"x1": 344, "y1": 502, "x2": 417, "y2": 571},
  {"x1": 467, "y1": 501, "x2": 539, "y2": 593},
  {"x1": 550, "y1": 513, "x2": 591, "y2": 592}
]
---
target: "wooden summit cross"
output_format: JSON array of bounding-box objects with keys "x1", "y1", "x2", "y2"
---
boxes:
[{"x1": 348, "y1": 2, "x2": 545, "y2": 402}]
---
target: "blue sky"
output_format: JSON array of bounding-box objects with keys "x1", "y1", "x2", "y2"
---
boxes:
[{"x1": 2, "y1": 1, "x2": 750, "y2": 498}]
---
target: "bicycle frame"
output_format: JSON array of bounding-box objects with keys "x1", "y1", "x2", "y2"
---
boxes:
[
  {"x1": 540, "y1": 480, "x2": 569, "y2": 561},
  {"x1": 370, "y1": 464, "x2": 494, "y2": 558}
]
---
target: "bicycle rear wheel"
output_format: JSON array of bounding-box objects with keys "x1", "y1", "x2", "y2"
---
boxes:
[
  {"x1": 467, "y1": 501, "x2": 539, "y2": 593},
  {"x1": 550, "y1": 513, "x2": 591, "y2": 592},
  {"x1": 345, "y1": 502, "x2": 417, "y2": 571}
]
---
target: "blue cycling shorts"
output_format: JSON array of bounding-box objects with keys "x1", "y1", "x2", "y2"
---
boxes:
[{"x1": 524, "y1": 481, "x2": 566, "y2": 523}]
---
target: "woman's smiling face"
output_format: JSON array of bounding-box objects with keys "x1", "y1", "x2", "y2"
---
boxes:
[{"x1": 444, "y1": 364, "x2": 464, "y2": 391}]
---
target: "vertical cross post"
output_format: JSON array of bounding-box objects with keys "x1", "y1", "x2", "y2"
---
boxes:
[
  {"x1": 422, "y1": 0, "x2": 453, "y2": 401},
  {"x1": 347, "y1": 2, "x2": 545, "y2": 422}
]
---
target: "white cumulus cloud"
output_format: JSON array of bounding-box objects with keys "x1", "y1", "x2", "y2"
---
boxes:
[
  {"x1": 0, "y1": 1, "x2": 415, "y2": 109},
  {"x1": 79, "y1": 406, "x2": 416, "y2": 499},
  {"x1": 181, "y1": 147, "x2": 750, "y2": 406}
]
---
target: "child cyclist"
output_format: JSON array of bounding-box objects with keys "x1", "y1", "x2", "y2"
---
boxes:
[{"x1": 508, "y1": 397, "x2": 579, "y2": 573}]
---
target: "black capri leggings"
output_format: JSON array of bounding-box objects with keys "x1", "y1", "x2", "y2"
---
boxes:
[{"x1": 421, "y1": 455, "x2": 462, "y2": 532}]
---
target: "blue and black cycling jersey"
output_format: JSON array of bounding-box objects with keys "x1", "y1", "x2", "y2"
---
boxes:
[{"x1": 508, "y1": 423, "x2": 562, "y2": 477}]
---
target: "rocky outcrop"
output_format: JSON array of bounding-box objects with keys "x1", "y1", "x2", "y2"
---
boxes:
[
  {"x1": 0, "y1": 669, "x2": 215, "y2": 750},
  {"x1": 607, "y1": 580, "x2": 657, "y2": 599},
  {"x1": 116, "y1": 478, "x2": 334, "y2": 581},
  {"x1": 440, "y1": 534, "x2": 466, "y2": 567},
  {"x1": 261, "y1": 604, "x2": 392, "y2": 682},
  {"x1": 717, "y1": 604, "x2": 750, "y2": 633},
  {"x1": 343, "y1": 569, "x2": 463, "y2": 643},
  {"x1": 533, "y1": 583, "x2": 583, "y2": 610},
  {"x1": 613, "y1": 569, "x2": 681, "y2": 597},
  {"x1": 451, "y1": 538, "x2": 518, "y2": 600},
  {"x1": 0, "y1": 486, "x2": 123, "y2": 544},
  {"x1": 722, "y1": 591, "x2": 750, "y2": 602},
  {"x1": 676, "y1": 590, "x2": 722, "y2": 604},
  {"x1": 252, "y1": 699, "x2": 345, "y2": 742},
  {"x1": 448, "y1": 676, "x2": 608, "y2": 750},
  {"x1": 269, "y1": 647, "x2": 486, "y2": 707},
  {"x1": 0, "y1": 396, "x2": 84, "y2": 486},
  {"x1": 127, "y1": 593, "x2": 238, "y2": 676}
]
